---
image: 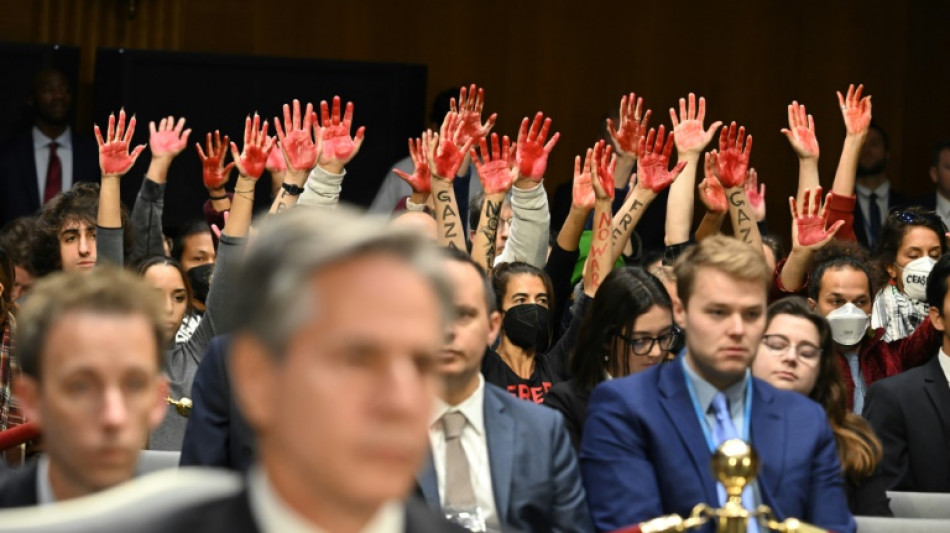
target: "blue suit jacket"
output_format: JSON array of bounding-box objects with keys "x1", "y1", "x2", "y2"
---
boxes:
[
  {"x1": 580, "y1": 358, "x2": 855, "y2": 533},
  {"x1": 417, "y1": 383, "x2": 593, "y2": 532}
]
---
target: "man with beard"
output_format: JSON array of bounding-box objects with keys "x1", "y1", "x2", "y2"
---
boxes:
[
  {"x1": 0, "y1": 67, "x2": 99, "y2": 225},
  {"x1": 853, "y1": 122, "x2": 908, "y2": 248}
]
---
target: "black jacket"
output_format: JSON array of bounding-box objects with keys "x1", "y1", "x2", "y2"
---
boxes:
[{"x1": 0, "y1": 460, "x2": 38, "y2": 509}]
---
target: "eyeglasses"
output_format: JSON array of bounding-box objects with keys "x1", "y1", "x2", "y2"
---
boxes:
[
  {"x1": 615, "y1": 331, "x2": 678, "y2": 356},
  {"x1": 760, "y1": 334, "x2": 821, "y2": 366}
]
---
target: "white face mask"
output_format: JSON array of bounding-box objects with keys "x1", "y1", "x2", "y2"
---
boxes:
[
  {"x1": 826, "y1": 303, "x2": 869, "y2": 346},
  {"x1": 899, "y1": 256, "x2": 936, "y2": 302}
]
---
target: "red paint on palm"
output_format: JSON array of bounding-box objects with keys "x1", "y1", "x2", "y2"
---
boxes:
[
  {"x1": 591, "y1": 140, "x2": 616, "y2": 200},
  {"x1": 149, "y1": 116, "x2": 190, "y2": 157},
  {"x1": 229, "y1": 115, "x2": 275, "y2": 180},
  {"x1": 716, "y1": 122, "x2": 752, "y2": 188},
  {"x1": 780, "y1": 101, "x2": 819, "y2": 158},
  {"x1": 669, "y1": 93, "x2": 721, "y2": 155},
  {"x1": 196, "y1": 131, "x2": 235, "y2": 189},
  {"x1": 636, "y1": 126, "x2": 684, "y2": 193},
  {"x1": 607, "y1": 92, "x2": 651, "y2": 157},
  {"x1": 516, "y1": 112, "x2": 560, "y2": 181},
  {"x1": 452, "y1": 84, "x2": 497, "y2": 146},
  {"x1": 572, "y1": 149, "x2": 596, "y2": 210},
  {"x1": 316, "y1": 96, "x2": 365, "y2": 165},
  {"x1": 94, "y1": 109, "x2": 146, "y2": 176},
  {"x1": 393, "y1": 135, "x2": 432, "y2": 194},
  {"x1": 472, "y1": 133, "x2": 514, "y2": 195},
  {"x1": 837, "y1": 84, "x2": 872, "y2": 135},
  {"x1": 791, "y1": 187, "x2": 844, "y2": 247},
  {"x1": 266, "y1": 142, "x2": 287, "y2": 172},
  {"x1": 699, "y1": 175, "x2": 727, "y2": 213},
  {"x1": 431, "y1": 112, "x2": 472, "y2": 180},
  {"x1": 275, "y1": 99, "x2": 318, "y2": 171},
  {"x1": 746, "y1": 168, "x2": 765, "y2": 210}
]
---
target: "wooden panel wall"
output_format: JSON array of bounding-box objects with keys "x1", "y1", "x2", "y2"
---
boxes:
[{"x1": 3, "y1": 0, "x2": 949, "y2": 242}]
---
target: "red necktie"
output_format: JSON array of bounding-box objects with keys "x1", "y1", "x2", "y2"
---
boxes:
[{"x1": 44, "y1": 141, "x2": 62, "y2": 204}]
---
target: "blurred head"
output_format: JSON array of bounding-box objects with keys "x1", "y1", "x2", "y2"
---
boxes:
[
  {"x1": 0, "y1": 246, "x2": 14, "y2": 320},
  {"x1": 674, "y1": 236, "x2": 770, "y2": 389},
  {"x1": 925, "y1": 254, "x2": 950, "y2": 342},
  {"x1": 137, "y1": 257, "x2": 193, "y2": 343},
  {"x1": 171, "y1": 220, "x2": 216, "y2": 273},
  {"x1": 572, "y1": 267, "x2": 676, "y2": 391},
  {"x1": 930, "y1": 140, "x2": 950, "y2": 199},
  {"x1": 28, "y1": 68, "x2": 73, "y2": 127},
  {"x1": 753, "y1": 297, "x2": 833, "y2": 396},
  {"x1": 491, "y1": 261, "x2": 554, "y2": 353},
  {"x1": 228, "y1": 208, "x2": 452, "y2": 522},
  {"x1": 0, "y1": 217, "x2": 39, "y2": 302},
  {"x1": 469, "y1": 194, "x2": 513, "y2": 258},
  {"x1": 857, "y1": 122, "x2": 888, "y2": 177},
  {"x1": 14, "y1": 268, "x2": 167, "y2": 501},
  {"x1": 761, "y1": 234, "x2": 785, "y2": 273},
  {"x1": 874, "y1": 208, "x2": 947, "y2": 293},
  {"x1": 390, "y1": 211, "x2": 438, "y2": 241}
]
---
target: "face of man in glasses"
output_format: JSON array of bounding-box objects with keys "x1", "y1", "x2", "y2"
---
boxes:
[
  {"x1": 610, "y1": 305, "x2": 675, "y2": 376},
  {"x1": 751, "y1": 313, "x2": 822, "y2": 396}
]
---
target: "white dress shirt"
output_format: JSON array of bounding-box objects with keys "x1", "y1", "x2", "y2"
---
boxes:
[
  {"x1": 247, "y1": 466, "x2": 404, "y2": 533},
  {"x1": 428, "y1": 374, "x2": 499, "y2": 529},
  {"x1": 935, "y1": 193, "x2": 950, "y2": 231},
  {"x1": 855, "y1": 181, "x2": 890, "y2": 241},
  {"x1": 938, "y1": 348, "x2": 950, "y2": 386},
  {"x1": 32, "y1": 126, "x2": 74, "y2": 200},
  {"x1": 35, "y1": 455, "x2": 56, "y2": 505}
]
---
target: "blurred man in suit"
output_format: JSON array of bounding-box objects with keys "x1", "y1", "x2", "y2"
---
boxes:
[
  {"x1": 852, "y1": 122, "x2": 908, "y2": 248},
  {"x1": 581, "y1": 236, "x2": 855, "y2": 533},
  {"x1": 909, "y1": 139, "x2": 950, "y2": 229},
  {"x1": 416, "y1": 248, "x2": 591, "y2": 532},
  {"x1": 0, "y1": 67, "x2": 99, "y2": 225}
]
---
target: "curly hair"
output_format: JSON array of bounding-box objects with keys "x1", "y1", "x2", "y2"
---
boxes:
[{"x1": 0, "y1": 216, "x2": 39, "y2": 275}]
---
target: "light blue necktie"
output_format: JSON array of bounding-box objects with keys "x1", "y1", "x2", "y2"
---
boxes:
[
  {"x1": 845, "y1": 351, "x2": 867, "y2": 414},
  {"x1": 711, "y1": 392, "x2": 759, "y2": 533}
]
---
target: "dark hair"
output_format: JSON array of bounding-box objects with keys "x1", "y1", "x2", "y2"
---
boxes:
[
  {"x1": 766, "y1": 297, "x2": 882, "y2": 481},
  {"x1": 171, "y1": 219, "x2": 213, "y2": 263},
  {"x1": 0, "y1": 245, "x2": 14, "y2": 320},
  {"x1": 808, "y1": 241, "x2": 880, "y2": 302},
  {"x1": 932, "y1": 138, "x2": 950, "y2": 168},
  {"x1": 31, "y1": 182, "x2": 132, "y2": 276},
  {"x1": 926, "y1": 254, "x2": 950, "y2": 311},
  {"x1": 0, "y1": 216, "x2": 39, "y2": 275},
  {"x1": 491, "y1": 261, "x2": 554, "y2": 312},
  {"x1": 469, "y1": 193, "x2": 484, "y2": 233},
  {"x1": 572, "y1": 267, "x2": 673, "y2": 391},
  {"x1": 873, "y1": 207, "x2": 948, "y2": 277},
  {"x1": 869, "y1": 121, "x2": 889, "y2": 151},
  {"x1": 136, "y1": 256, "x2": 194, "y2": 323},
  {"x1": 441, "y1": 246, "x2": 496, "y2": 314},
  {"x1": 761, "y1": 233, "x2": 785, "y2": 264}
]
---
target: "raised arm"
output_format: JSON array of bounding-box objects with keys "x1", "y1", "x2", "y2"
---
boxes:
[
  {"x1": 298, "y1": 96, "x2": 365, "y2": 207},
  {"x1": 197, "y1": 131, "x2": 235, "y2": 220},
  {"x1": 226, "y1": 114, "x2": 274, "y2": 238},
  {"x1": 831, "y1": 84, "x2": 872, "y2": 198},
  {"x1": 695, "y1": 152, "x2": 727, "y2": 242},
  {"x1": 715, "y1": 122, "x2": 761, "y2": 251},
  {"x1": 430, "y1": 111, "x2": 475, "y2": 251},
  {"x1": 470, "y1": 133, "x2": 516, "y2": 271},
  {"x1": 666, "y1": 93, "x2": 722, "y2": 245},
  {"x1": 393, "y1": 135, "x2": 432, "y2": 211},
  {"x1": 607, "y1": 92, "x2": 651, "y2": 190},
  {"x1": 777, "y1": 188, "x2": 844, "y2": 293},
  {"x1": 94, "y1": 109, "x2": 146, "y2": 266},
  {"x1": 746, "y1": 168, "x2": 766, "y2": 224},
  {"x1": 271, "y1": 99, "x2": 320, "y2": 214},
  {"x1": 585, "y1": 143, "x2": 615, "y2": 297},
  {"x1": 780, "y1": 101, "x2": 820, "y2": 204}
]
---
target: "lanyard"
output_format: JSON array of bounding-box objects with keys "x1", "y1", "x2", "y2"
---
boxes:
[{"x1": 680, "y1": 355, "x2": 754, "y2": 453}]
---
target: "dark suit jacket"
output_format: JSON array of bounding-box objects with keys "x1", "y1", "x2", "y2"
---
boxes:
[
  {"x1": 542, "y1": 378, "x2": 591, "y2": 453},
  {"x1": 416, "y1": 383, "x2": 592, "y2": 532},
  {"x1": 0, "y1": 127, "x2": 99, "y2": 225},
  {"x1": 180, "y1": 335, "x2": 255, "y2": 472},
  {"x1": 852, "y1": 188, "x2": 908, "y2": 248},
  {"x1": 863, "y1": 356, "x2": 950, "y2": 492},
  {"x1": 0, "y1": 460, "x2": 38, "y2": 509},
  {"x1": 580, "y1": 357, "x2": 855, "y2": 533},
  {"x1": 139, "y1": 490, "x2": 464, "y2": 533}
]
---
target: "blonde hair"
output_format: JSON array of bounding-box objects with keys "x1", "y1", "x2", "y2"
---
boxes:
[{"x1": 674, "y1": 236, "x2": 770, "y2": 306}]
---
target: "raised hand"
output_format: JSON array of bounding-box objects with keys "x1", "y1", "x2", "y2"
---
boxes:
[
  {"x1": 196, "y1": 131, "x2": 235, "y2": 190},
  {"x1": 746, "y1": 168, "x2": 766, "y2": 222},
  {"x1": 716, "y1": 122, "x2": 753, "y2": 188},
  {"x1": 149, "y1": 116, "x2": 191, "y2": 159},
  {"x1": 229, "y1": 114, "x2": 275, "y2": 180},
  {"x1": 451, "y1": 84, "x2": 497, "y2": 146},
  {"x1": 698, "y1": 151, "x2": 727, "y2": 214},
  {"x1": 516, "y1": 112, "x2": 560, "y2": 182},
  {"x1": 836, "y1": 83, "x2": 872, "y2": 135},
  {"x1": 266, "y1": 141, "x2": 287, "y2": 173},
  {"x1": 635, "y1": 126, "x2": 687, "y2": 193},
  {"x1": 94, "y1": 109, "x2": 147, "y2": 177},
  {"x1": 393, "y1": 134, "x2": 432, "y2": 194},
  {"x1": 572, "y1": 149, "x2": 596, "y2": 210},
  {"x1": 315, "y1": 96, "x2": 365, "y2": 172},
  {"x1": 275, "y1": 99, "x2": 319, "y2": 172},
  {"x1": 790, "y1": 187, "x2": 844, "y2": 249},
  {"x1": 590, "y1": 140, "x2": 617, "y2": 200},
  {"x1": 471, "y1": 133, "x2": 516, "y2": 195},
  {"x1": 430, "y1": 111, "x2": 474, "y2": 180},
  {"x1": 607, "y1": 92, "x2": 652, "y2": 159},
  {"x1": 669, "y1": 93, "x2": 722, "y2": 156},
  {"x1": 780, "y1": 101, "x2": 819, "y2": 159}
]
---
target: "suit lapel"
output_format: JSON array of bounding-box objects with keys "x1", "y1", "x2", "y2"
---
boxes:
[
  {"x1": 415, "y1": 452, "x2": 440, "y2": 511},
  {"x1": 749, "y1": 380, "x2": 785, "y2": 503},
  {"x1": 484, "y1": 386, "x2": 514, "y2": 526},
  {"x1": 658, "y1": 361, "x2": 718, "y2": 503},
  {"x1": 922, "y1": 357, "x2": 950, "y2": 439}
]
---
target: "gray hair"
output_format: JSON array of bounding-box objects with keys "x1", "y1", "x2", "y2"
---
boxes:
[{"x1": 233, "y1": 206, "x2": 454, "y2": 357}]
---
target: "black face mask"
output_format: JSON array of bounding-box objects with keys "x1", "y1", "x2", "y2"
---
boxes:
[
  {"x1": 502, "y1": 304, "x2": 551, "y2": 352},
  {"x1": 187, "y1": 263, "x2": 214, "y2": 305}
]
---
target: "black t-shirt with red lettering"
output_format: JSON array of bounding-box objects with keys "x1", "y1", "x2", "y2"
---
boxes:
[{"x1": 481, "y1": 348, "x2": 566, "y2": 404}]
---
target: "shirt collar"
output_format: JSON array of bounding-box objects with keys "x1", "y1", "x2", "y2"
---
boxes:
[
  {"x1": 32, "y1": 126, "x2": 71, "y2": 150},
  {"x1": 35, "y1": 455, "x2": 56, "y2": 505},
  {"x1": 248, "y1": 465, "x2": 404, "y2": 533},
  {"x1": 682, "y1": 355, "x2": 749, "y2": 415},
  {"x1": 855, "y1": 180, "x2": 890, "y2": 199},
  {"x1": 938, "y1": 348, "x2": 950, "y2": 385},
  {"x1": 430, "y1": 374, "x2": 486, "y2": 436},
  {"x1": 936, "y1": 193, "x2": 950, "y2": 218}
]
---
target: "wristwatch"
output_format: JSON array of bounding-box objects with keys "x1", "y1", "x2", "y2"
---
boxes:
[{"x1": 281, "y1": 182, "x2": 305, "y2": 196}]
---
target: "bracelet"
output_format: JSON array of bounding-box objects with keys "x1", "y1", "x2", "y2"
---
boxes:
[
  {"x1": 281, "y1": 182, "x2": 305, "y2": 196},
  {"x1": 208, "y1": 193, "x2": 228, "y2": 200}
]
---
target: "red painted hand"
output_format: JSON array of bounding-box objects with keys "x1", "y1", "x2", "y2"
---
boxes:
[
  {"x1": 669, "y1": 93, "x2": 722, "y2": 156},
  {"x1": 635, "y1": 126, "x2": 687, "y2": 193},
  {"x1": 393, "y1": 134, "x2": 432, "y2": 194},
  {"x1": 430, "y1": 112, "x2": 473, "y2": 180},
  {"x1": 716, "y1": 122, "x2": 753, "y2": 188},
  {"x1": 275, "y1": 99, "x2": 319, "y2": 171},
  {"x1": 149, "y1": 116, "x2": 191, "y2": 159},
  {"x1": 836, "y1": 83, "x2": 872, "y2": 135},
  {"x1": 266, "y1": 141, "x2": 287, "y2": 172},
  {"x1": 780, "y1": 101, "x2": 819, "y2": 159},
  {"x1": 315, "y1": 96, "x2": 365, "y2": 168},
  {"x1": 745, "y1": 168, "x2": 766, "y2": 222},
  {"x1": 196, "y1": 131, "x2": 235, "y2": 190},
  {"x1": 790, "y1": 187, "x2": 844, "y2": 249},
  {"x1": 451, "y1": 84, "x2": 497, "y2": 146},
  {"x1": 607, "y1": 92, "x2": 651, "y2": 158},
  {"x1": 516, "y1": 112, "x2": 560, "y2": 181},
  {"x1": 590, "y1": 140, "x2": 616, "y2": 200},
  {"x1": 229, "y1": 114, "x2": 275, "y2": 180},
  {"x1": 698, "y1": 151, "x2": 727, "y2": 214},
  {"x1": 94, "y1": 109, "x2": 147, "y2": 177},
  {"x1": 572, "y1": 149, "x2": 596, "y2": 210},
  {"x1": 471, "y1": 133, "x2": 515, "y2": 195}
]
